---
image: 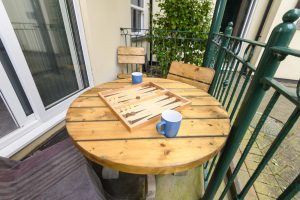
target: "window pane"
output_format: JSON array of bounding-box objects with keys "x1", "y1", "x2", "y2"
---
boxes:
[
  {"x1": 3, "y1": 0, "x2": 88, "y2": 108},
  {"x1": 0, "y1": 39, "x2": 33, "y2": 115},
  {"x1": 131, "y1": 8, "x2": 142, "y2": 32},
  {"x1": 131, "y1": 0, "x2": 143, "y2": 7},
  {"x1": 0, "y1": 93, "x2": 18, "y2": 138}
]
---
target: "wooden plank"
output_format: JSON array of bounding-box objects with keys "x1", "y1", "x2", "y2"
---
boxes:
[
  {"x1": 66, "y1": 119, "x2": 230, "y2": 141},
  {"x1": 114, "y1": 78, "x2": 175, "y2": 83},
  {"x1": 71, "y1": 96, "x2": 106, "y2": 107},
  {"x1": 154, "y1": 82, "x2": 196, "y2": 89},
  {"x1": 117, "y1": 73, "x2": 147, "y2": 79},
  {"x1": 167, "y1": 74, "x2": 210, "y2": 92},
  {"x1": 75, "y1": 137, "x2": 226, "y2": 174},
  {"x1": 118, "y1": 55, "x2": 145, "y2": 64},
  {"x1": 70, "y1": 96, "x2": 221, "y2": 108},
  {"x1": 189, "y1": 97, "x2": 221, "y2": 106},
  {"x1": 167, "y1": 88, "x2": 209, "y2": 97},
  {"x1": 168, "y1": 61, "x2": 215, "y2": 84},
  {"x1": 66, "y1": 107, "x2": 117, "y2": 121},
  {"x1": 66, "y1": 105, "x2": 228, "y2": 122},
  {"x1": 118, "y1": 47, "x2": 145, "y2": 55},
  {"x1": 181, "y1": 106, "x2": 229, "y2": 119},
  {"x1": 94, "y1": 82, "x2": 195, "y2": 89}
]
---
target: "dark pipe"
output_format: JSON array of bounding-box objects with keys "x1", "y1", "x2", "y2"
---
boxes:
[
  {"x1": 255, "y1": 0, "x2": 274, "y2": 41},
  {"x1": 149, "y1": 0, "x2": 153, "y2": 64}
]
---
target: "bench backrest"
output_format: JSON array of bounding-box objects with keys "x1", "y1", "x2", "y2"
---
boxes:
[{"x1": 167, "y1": 61, "x2": 215, "y2": 92}]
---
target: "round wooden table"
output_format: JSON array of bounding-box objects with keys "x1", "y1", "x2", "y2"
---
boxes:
[{"x1": 66, "y1": 78, "x2": 230, "y2": 175}]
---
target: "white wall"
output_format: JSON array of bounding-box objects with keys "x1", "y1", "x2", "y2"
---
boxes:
[
  {"x1": 79, "y1": 0, "x2": 131, "y2": 85},
  {"x1": 246, "y1": 0, "x2": 300, "y2": 80}
]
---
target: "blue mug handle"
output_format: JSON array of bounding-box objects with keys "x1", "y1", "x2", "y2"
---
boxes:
[{"x1": 156, "y1": 121, "x2": 166, "y2": 135}]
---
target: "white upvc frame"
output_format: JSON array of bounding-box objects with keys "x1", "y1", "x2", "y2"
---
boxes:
[
  {"x1": 0, "y1": 0, "x2": 94, "y2": 157},
  {"x1": 58, "y1": 0, "x2": 84, "y2": 89},
  {"x1": 0, "y1": 64, "x2": 28, "y2": 127},
  {"x1": 131, "y1": 1, "x2": 145, "y2": 35}
]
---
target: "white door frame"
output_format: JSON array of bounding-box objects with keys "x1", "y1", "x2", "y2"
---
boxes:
[
  {"x1": 0, "y1": 0, "x2": 94, "y2": 157},
  {"x1": 59, "y1": 0, "x2": 84, "y2": 89},
  {"x1": 0, "y1": 63, "x2": 28, "y2": 126}
]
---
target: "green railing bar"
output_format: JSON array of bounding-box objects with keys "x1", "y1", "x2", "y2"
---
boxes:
[
  {"x1": 204, "y1": 161, "x2": 210, "y2": 169},
  {"x1": 214, "y1": 33, "x2": 266, "y2": 47},
  {"x1": 209, "y1": 22, "x2": 233, "y2": 95},
  {"x1": 203, "y1": 0, "x2": 228, "y2": 67},
  {"x1": 215, "y1": 52, "x2": 232, "y2": 99},
  {"x1": 261, "y1": 77, "x2": 300, "y2": 107},
  {"x1": 277, "y1": 174, "x2": 300, "y2": 200},
  {"x1": 218, "y1": 56, "x2": 237, "y2": 102},
  {"x1": 223, "y1": 48, "x2": 256, "y2": 72},
  {"x1": 225, "y1": 64, "x2": 246, "y2": 112},
  {"x1": 120, "y1": 27, "x2": 209, "y2": 34},
  {"x1": 219, "y1": 91, "x2": 280, "y2": 200},
  {"x1": 271, "y1": 46, "x2": 300, "y2": 58},
  {"x1": 222, "y1": 60, "x2": 241, "y2": 107},
  {"x1": 211, "y1": 40, "x2": 221, "y2": 47},
  {"x1": 215, "y1": 53, "x2": 232, "y2": 98},
  {"x1": 238, "y1": 107, "x2": 300, "y2": 199},
  {"x1": 203, "y1": 9, "x2": 300, "y2": 200},
  {"x1": 205, "y1": 155, "x2": 218, "y2": 181},
  {"x1": 229, "y1": 69, "x2": 252, "y2": 120}
]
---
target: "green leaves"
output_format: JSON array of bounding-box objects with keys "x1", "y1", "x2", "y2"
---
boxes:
[{"x1": 151, "y1": 0, "x2": 213, "y2": 77}]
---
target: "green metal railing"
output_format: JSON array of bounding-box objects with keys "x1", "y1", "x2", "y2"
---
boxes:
[
  {"x1": 203, "y1": 9, "x2": 300, "y2": 200},
  {"x1": 120, "y1": 28, "x2": 207, "y2": 77}
]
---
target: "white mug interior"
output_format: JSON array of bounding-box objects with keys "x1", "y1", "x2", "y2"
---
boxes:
[
  {"x1": 132, "y1": 72, "x2": 142, "y2": 76},
  {"x1": 161, "y1": 110, "x2": 182, "y2": 122}
]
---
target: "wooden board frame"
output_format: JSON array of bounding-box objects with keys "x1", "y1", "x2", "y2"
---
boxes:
[{"x1": 99, "y1": 82, "x2": 191, "y2": 131}]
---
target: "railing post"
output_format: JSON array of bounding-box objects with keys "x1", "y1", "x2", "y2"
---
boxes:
[
  {"x1": 202, "y1": 9, "x2": 300, "y2": 200},
  {"x1": 208, "y1": 22, "x2": 233, "y2": 95},
  {"x1": 203, "y1": 0, "x2": 228, "y2": 67}
]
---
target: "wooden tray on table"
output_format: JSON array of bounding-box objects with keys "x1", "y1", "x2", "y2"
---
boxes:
[{"x1": 98, "y1": 82, "x2": 191, "y2": 131}]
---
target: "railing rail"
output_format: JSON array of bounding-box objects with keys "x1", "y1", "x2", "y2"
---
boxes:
[
  {"x1": 120, "y1": 27, "x2": 208, "y2": 77},
  {"x1": 203, "y1": 8, "x2": 300, "y2": 200}
]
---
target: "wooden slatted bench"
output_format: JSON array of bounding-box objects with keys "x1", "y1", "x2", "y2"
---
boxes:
[
  {"x1": 167, "y1": 61, "x2": 215, "y2": 92},
  {"x1": 117, "y1": 46, "x2": 146, "y2": 79}
]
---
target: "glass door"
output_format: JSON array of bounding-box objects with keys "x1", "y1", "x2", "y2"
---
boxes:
[
  {"x1": 0, "y1": 58, "x2": 29, "y2": 139},
  {"x1": 1, "y1": 0, "x2": 89, "y2": 109},
  {"x1": 0, "y1": 0, "x2": 91, "y2": 155}
]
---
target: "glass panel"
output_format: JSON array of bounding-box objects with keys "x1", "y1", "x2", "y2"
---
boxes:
[
  {"x1": 131, "y1": 0, "x2": 143, "y2": 7},
  {"x1": 131, "y1": 8, "x2": 142, "y2": 32},
  {"x1": 65, "y1": 0, "x2": 89, "y2": 88},
  {"x1": 0, "y1": 92, "x2": 18, "y2": 138},
  {"x1": 2, "y1": 0, "x2": 88, "y2": 108},
  {"x1": 0, "y1": 39, "x2": 33, "y2": 115}
]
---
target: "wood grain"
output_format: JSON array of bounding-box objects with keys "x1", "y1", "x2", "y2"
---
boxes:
[
  {"x1": 118, "y1": 46, "x2": 145, "y2": 55},
  {"x1": 118, "y1": 55, "x2": 145, "y2": 64},
  {"x1": 66, "y1": 78, "x2": 230, "y2": 175},
  {"x1": 66, "y1": 119, "x2": 230, "y2": 141},
  {"x1": 168, "y1": 61, "x2": 215, "y2": 84},
  {"x1": 76, "y1": 137, "x2": 225, "y2": 174},
  {"x1": 167, "y1": 74, "x2": 210, "y2": 92}
]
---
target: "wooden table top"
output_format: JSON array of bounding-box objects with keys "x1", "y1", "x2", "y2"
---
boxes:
[{"x1": 66, "y1": 78, "x2": 230, "y2": 175}]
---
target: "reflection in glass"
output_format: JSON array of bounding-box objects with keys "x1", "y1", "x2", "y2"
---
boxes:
[
  {"x1": 0, "y1": 39, "x2": 33, "y2": 116},
  {"x1": 0, "y1": 93, "x2": 18, "y2": 138},
  {"x1": 3, "y1": 0, "x2": 88, "y2": 108}
]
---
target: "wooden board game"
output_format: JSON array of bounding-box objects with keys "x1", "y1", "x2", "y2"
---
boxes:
[{"x1": 98, "y1": 82, "x2": 191, "y2": 131}]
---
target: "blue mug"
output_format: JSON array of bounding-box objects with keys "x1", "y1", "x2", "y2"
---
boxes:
[
  {"x1": 132, "y1": 72, "x2": 143, "y2": 84},
  {"x1": 156, "y1": 110, "x2": 182, "y2": 138}
]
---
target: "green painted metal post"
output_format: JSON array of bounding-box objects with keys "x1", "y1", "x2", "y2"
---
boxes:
[
  {"x1": 202, "y1": 9, "x2": 300, "y2": 200},
  {"x1": 278, "y1": 174, "x2": 300, "y2": 200},
  {"x1": 208, "y1": 22, "x2": 233, "y2": 95},
  {"x1": 203, "y1": 0, "x2": 228, "y2": 67}
]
